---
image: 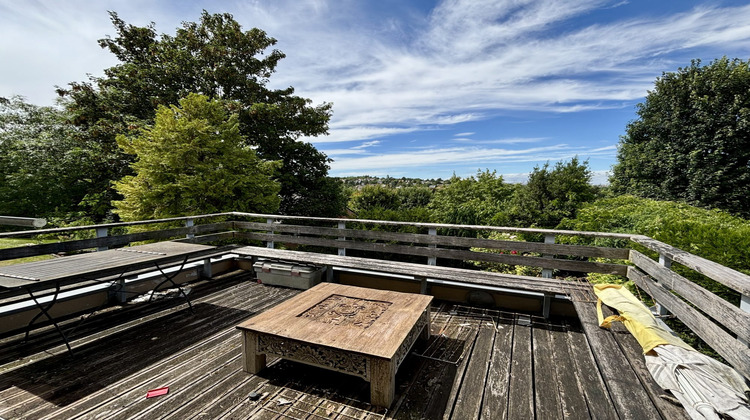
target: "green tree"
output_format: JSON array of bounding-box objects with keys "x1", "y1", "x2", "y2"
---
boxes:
[
  {"x1": 58, "y1": 11, "x2": 342, "y2": 219},
  {"x1": 562, "y1": 195, "x2": 750, "y2": 299},
  {"x1": 396, "y1": 186, "x2": 433, "y2": 209},
  {"x1": 611, "y1": 57, "x2": 750, "y2": 218},
  {"x1": 0, "y1": 96, "x2": 88, "y2": 218},
  {"x1": 349, "y1": 185, "x2": 400, "y2": 213},
  {"x1": 508, "y1": 157, "x2": 596, "y2": 228},
  {"x1": 113, "y1": 94, "x2": 280, "y2": 220},
  {"x1": 429, "y1": 170, "x2": 515, "y2": 227}
]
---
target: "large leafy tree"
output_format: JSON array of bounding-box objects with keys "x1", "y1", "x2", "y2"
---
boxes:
[
  {"x1": 113, "y1": 94, "x2": 280, "y2": 220},
  {"x1": 611, "y1": 57, "x2": 750, "y2": 218},
  {"x1": 0, "y1": 96, "x2": 89, "y2": 218},
  {"x1": 58, "y1": 11, "x2": 341, "y2": 219},
  {"x1": 508, "y1": 157, "x2": 596, "y2": 228},
  {"x1": 428, "y1": 170, "x2": 515, "y2": 227}
]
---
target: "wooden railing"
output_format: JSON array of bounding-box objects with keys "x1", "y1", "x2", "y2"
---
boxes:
[{"x1": 2, "y1": 212, "x2": 749, "y2": 379}]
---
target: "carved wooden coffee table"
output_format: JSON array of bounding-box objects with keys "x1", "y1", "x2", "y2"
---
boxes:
[{"x1": 236, "y1": 282, "x2": 432, "y2": 407}]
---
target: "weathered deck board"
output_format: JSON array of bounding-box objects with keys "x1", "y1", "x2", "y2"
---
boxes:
[
  {"x1": 393, "y1": 310, "x2": 475, "y2": 419},
  {"x1": 0, "y1": 274, "x2": 688, "y2": 420},
  {"x1": 564, "y1": 318, "x2": 619, "y2": 419},
  {"x1": 598, "y1": 299, "x2": 690, "y2": 420},
  {"x1": 450, "y1": 319, "x2": 494, "y2": 420},
  {"x1": 548, "y1": 321, "x2": 590, "y2": 419},
  {"x1": 480, "y1": 316, "x2": 513, "y2": 420},
  {"x1": 507, "y1": 321, "x2": 534, "y2": 419},
  {"x1": 572, "y1": 290, "x2": 666, "y2": 419},
  {"x1": 533, "y1": 324, "x2": 563, "y2": 419}
]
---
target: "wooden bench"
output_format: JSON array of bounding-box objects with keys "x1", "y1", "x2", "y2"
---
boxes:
[{"x1": 232, "y1": 246, "x2": 589, "y2": 317}]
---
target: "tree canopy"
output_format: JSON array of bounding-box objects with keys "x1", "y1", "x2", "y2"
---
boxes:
[
  {"x1": 508, "y1": 157, "x2": 596, "y2": 228},
  {"x1": 611, "y1": 57, "x2": 750, "y2": 218},
  {"x1": 113, "y1": 94, "x2": 280, "y2": 220},
  {"x1": 428, "y1": 170, "x2": 515, "y2": 227},
  {"x1": 58, "y1": 11, "x2": 341, "y2": 220},
  {"x1": 0, "y1": 96, "x2": 88, "y2": 218}
]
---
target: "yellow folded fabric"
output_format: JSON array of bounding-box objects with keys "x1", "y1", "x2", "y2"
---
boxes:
[{"x1": 593, "y1": 284, "x2": 692, "y2": 353}]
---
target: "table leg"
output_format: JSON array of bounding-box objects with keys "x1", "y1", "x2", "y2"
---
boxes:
[
  {"x1": 24, "y1": 284, "x2": 73, "y2": 354},
  {"x1": 151, "y1": 255, "x2": 194, "y2": 312},
  {"x1": 420, "y1": 307, "x2": 431, "y2": 340},
  {"x1": 242, "y1": 331, "x2": 266, "y2": 374},
  {"x1": 370, "y1": 357, "x2": 395, "y2": 407}
]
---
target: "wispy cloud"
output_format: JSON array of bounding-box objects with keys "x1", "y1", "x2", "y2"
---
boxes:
[
  {"x1": 278, "y1": 0, "x2": 750, "y2": 144},
  {"x1": 453, "y1": 137, "x2": 549, "y2": 145},
  {"x1": 2, "y1": 0, "x2": 749, "y2": 178},
  {"x1": 329, "y1": 142, "x2": 616, "y2": 173},
  {"x1": 352, "y1": 140, "x2": 381, "y2": 149}
]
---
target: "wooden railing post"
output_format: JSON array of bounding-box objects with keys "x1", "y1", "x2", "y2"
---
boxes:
[
  {"x1": 654, "y1": 254, "x2": 672, "y2": 316},
  {"x1": 338, "y1": 221, "x2": 346, "y2": 256},
  {"x1": 741, "y1": 294, "x2": 749, "y2": 346},
  {"x1": 185, "y1": 218, "x2": 195, "y2": 239},
  {"x1": 96, "y1": 227, "x2": 108, "y2": 251},
  {"x1": 428, "y1": 228, "x2": 437, "y2": 266},
  {"x1": 266, "y1": 218, "x2": 275, "y2": 249},
  {"x1": 541, "y1": 234, "x2": 555, "y2": 278}
]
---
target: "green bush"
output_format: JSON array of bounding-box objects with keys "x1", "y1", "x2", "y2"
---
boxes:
[{"x1": 562, "y1": 195, "x2": 750, "y2": 303}]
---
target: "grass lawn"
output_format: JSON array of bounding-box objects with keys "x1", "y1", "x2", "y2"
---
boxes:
[{"x1": 0, "y1": 237, "x2": 56, "y2": 267}]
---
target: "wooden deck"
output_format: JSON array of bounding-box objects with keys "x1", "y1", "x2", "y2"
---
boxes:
[{"x1": 0, "y1": 272, "x2": 687, "y2": 419}]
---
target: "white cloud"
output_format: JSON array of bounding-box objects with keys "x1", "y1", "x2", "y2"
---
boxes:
[
  {"x1": 465, "y1": 137, "x2": 549, "y2": 145},
  {"x1": 289, "y1": 1, "x2": 750, "y2": 143},
  {"x1": 3, "y1": 0, "x2": 750, "y2": 176},
  {"x1": 352, "y1": 140, "x2": 381, "y2": 149},
  {"x1": 307, "y1": 126, "x2": 419, "y2": 143},
  {"x1": 329, "y1": 142, "x2": 615, "y2": 172}
]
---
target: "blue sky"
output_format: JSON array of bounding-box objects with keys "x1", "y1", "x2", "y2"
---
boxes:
[{"x1": 2, "y1": 1, "x2": 750, "y2": 183}]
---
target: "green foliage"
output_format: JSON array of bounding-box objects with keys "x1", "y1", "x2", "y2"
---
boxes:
[
  {"x1": 0, "y1": 96, "x2": 90, "y2": 218},
  {"x1": 113, "y1": 94, "x2": 280, "y2": 220},
  {"x1": 611, "y1": 57, "x2": 750, "y2": 218},
  {"x1": 348, "y1": 185, "x2": 400, "y2": 213},
  {"x1": 58, "y1": 11, "x2": 341, "y2": 219},
  {"x1": 562, "y1": 195, "x2": 750, "y2": 302},
  {"x1": 349, "y1": 185, "x2": 434, "y2": 214},
  {"x1": 507, "y1": 157, "x2": 596, "y2": 228},
  {"x1": 470, "y1": 232, "x2": 543, "y2": 276},
  {"x1": 397, "y1": 186, "x2": 434, "y2": 209},
  {"x1": 428, "y1": 170, "x2": 515, "y2": 227},
  {"x1": 355, "y1": 207, "x2": 433, "y2": 227},
  {"x1": 338, "y1": 175, "x2": 445, "y2": 189}
]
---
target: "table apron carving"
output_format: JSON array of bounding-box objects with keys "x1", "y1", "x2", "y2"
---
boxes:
[
  {"x1": 257, "y1": 334, "x2": 370, "y2": 380},
  {"x1": 394, "y1": 308, "x2": 430, "y2": 369}
]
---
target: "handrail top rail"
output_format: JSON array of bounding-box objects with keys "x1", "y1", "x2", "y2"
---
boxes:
[
  {"x1": 0, "y1": 211, "x2": 640, "y2": 240},
  {"x1": 0, "y1": 212, "x2": 235, "y2": 238}
]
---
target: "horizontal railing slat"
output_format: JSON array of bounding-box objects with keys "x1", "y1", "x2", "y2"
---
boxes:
[
  {"x1": 630, "y1": 250, "x2": 750, "y2": 343},
  {"x1": 234, "y1": 221, "x2": 629, "y2": 259},
  {"x1": 627, "y1": 267, "x2": 750, "y2": 380},
  {"x1": 237, "y1": 232, "x2": 628, "y2": 276},
  {"x1": 0, "y1": 222, "x2": 232, "y2": 261},
  {"x1": 631, "y1": 237, "x2": 750, "y2": 296},
  {"x1": 0, "y1": 213, "x2": 235, "y2": 238},
  {"x1": 231, "y1": 212, "x2": 637, "y2": 240}
]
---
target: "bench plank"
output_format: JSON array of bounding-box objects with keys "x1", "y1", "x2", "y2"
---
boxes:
[{"x1": 233, "y1": 246, "x2": 587, "y2": 296}]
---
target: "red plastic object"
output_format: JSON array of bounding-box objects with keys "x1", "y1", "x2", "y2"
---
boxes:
[{"x1": 146, "y1": 387, "x2": 169, "y2": 398}]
